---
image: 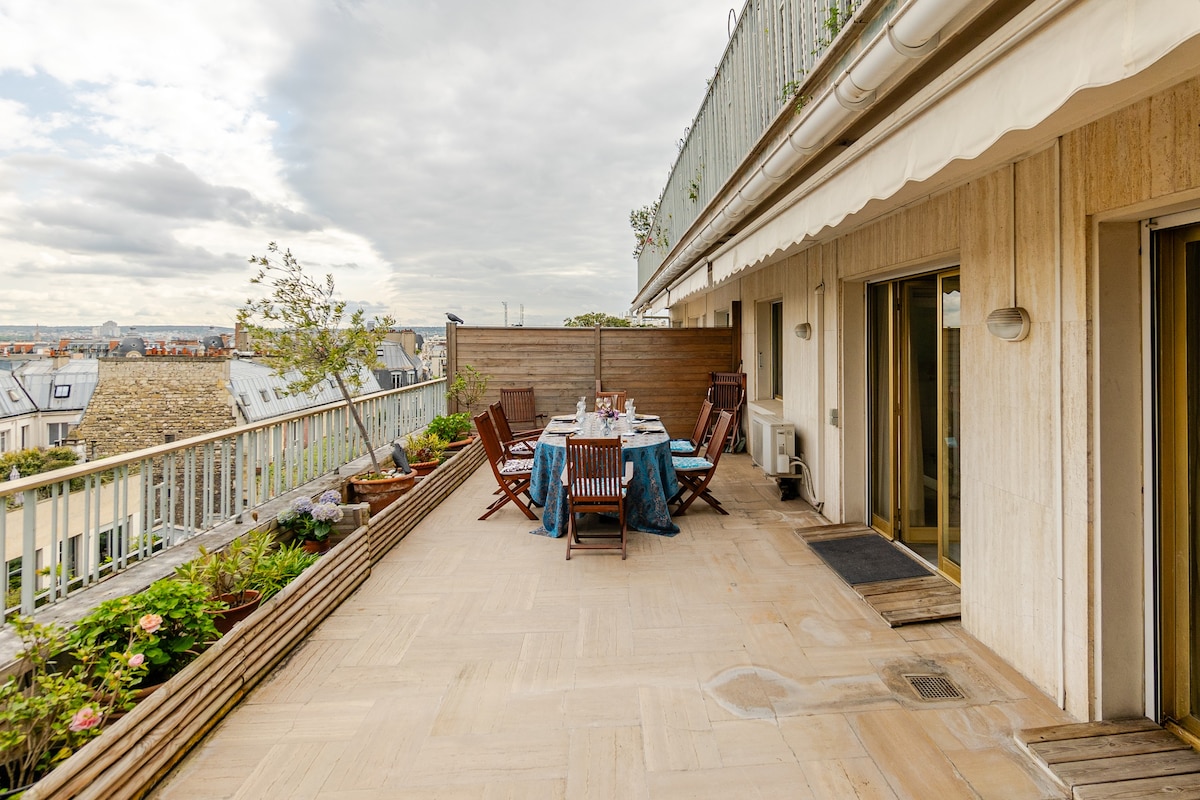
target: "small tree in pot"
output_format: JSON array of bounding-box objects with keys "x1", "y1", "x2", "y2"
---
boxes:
[{"x1": 238, "y1": 242, "x2": 395, "y2": 476}]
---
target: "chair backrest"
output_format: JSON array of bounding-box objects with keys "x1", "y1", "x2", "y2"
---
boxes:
[
  {"x1": 564, "y1": 437, "x2": 624, "y2": 503},
  {"x1": 473, "y1": 411, "x2": 506, "y2": 468},
  {"x1": 595, "y1": 391, "x2": 627, "y2": 410},
  {"x1": 702, "y1": 411, "x2": 735, "y2": 467},
  {"x1": 707, "y1": 372, "x2": 746, "y2": 412},
  {"x1": 689, "y1": 399, "x2": 714, "y2": 445},
  {"x1": 488, "y1": 401, "x2": 517, "y2": 443},
  {"x1": 499, "y1": 387, "x2": 538, "y2": 428}
]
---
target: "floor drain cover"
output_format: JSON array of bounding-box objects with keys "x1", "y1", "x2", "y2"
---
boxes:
[{"x1": 904, "y1": 674, "x2": 964, "y2": 701}]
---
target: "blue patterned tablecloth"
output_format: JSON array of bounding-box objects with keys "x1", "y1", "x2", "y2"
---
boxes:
[{"x1": 529, "y1": 416, "x2": 680, "y2": 538}]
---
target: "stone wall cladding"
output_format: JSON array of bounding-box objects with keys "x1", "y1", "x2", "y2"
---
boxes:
[{"x1": 72, "y1": 358, "x2": 234, "y2": 459}]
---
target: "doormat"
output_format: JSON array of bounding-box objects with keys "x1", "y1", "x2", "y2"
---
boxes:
[{"x1": 808, "y1": 534, "x2": 933, "y2": 585}]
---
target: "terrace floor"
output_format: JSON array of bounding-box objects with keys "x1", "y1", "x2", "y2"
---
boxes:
[{"x1": 149, "y1": 454, "x2": 1073, "y2": 799}]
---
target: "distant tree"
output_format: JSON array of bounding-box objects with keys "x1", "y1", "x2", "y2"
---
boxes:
[
  {"x1": 237, "y1": 243, "x2": 395, "y2": 475},
  {"x1": 1, "y1": 447, "x2": 78, "y2": 479},
  {"x1": 563, "y1": 312, "x2": 632, "y2": 328}
]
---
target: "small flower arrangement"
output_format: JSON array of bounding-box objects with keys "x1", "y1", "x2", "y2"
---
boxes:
[
  {"x1": 596, "y1": 404, "x2": 619, "y2": 422},
  {"x1": 276, "y1": 491, "x2": 344, "y2": 543}
]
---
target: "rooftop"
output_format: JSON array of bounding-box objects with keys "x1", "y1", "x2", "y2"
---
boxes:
[{"x1": 148, "y1": 453, "x2": 1071, "y2": 799}]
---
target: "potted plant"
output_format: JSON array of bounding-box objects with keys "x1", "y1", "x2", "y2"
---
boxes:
[
  {"x1": 67, "y1": 579, "x2": 221, "y2": 690},
  {"x1": 248, "y1": 543, "x2": 320, "y2": 602},
  {"x1": 273, "y1": 491, "x2": 344, "y2": 554},
  {"x1": 403, "y1": 432, "x2": 448, "y2": 476},
  {"x1": 446, "y1": 364, "x2": 490, "y2": 413},
  {"x1": 1, "y1": 617, "x2": 150, "y2": 794},
  {"x1": 173, "y1": 529, "x2": 274, "y2": 633},
  {"x1": 426, "y1": 412, "x2": 474, "y2": 450}
]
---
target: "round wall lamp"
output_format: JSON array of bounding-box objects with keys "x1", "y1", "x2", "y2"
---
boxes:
[
  {"x1": 793, "y1": 322, "x2": 812, "y2": 340},
  {"x1": 986, "y1": 307, "x2": 1030, "y2": 342}
]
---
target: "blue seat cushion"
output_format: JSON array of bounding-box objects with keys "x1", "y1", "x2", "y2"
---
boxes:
[
  {"x1": 669, "y1": 439, "x2": 695, "y2": 453},
  {"x1": 672, "y1": 456, "x2": 713, "y2": 471}
]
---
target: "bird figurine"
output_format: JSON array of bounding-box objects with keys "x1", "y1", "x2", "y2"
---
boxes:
[{"x1": 446, "y1": 312, "x2": 465, "y2": 324}]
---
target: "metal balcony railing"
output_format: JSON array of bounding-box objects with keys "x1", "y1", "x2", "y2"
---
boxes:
[
  {"x1": 0, "y1": 379, "x2": 446, "y2": 619},
  {"x1": 636, "y1": 0, "x2": 861, "y2": 288}
]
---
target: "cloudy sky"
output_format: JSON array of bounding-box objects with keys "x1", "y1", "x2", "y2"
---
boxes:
[{"x1": 0, "y1": 1, "x2": 735, "y2": 329}]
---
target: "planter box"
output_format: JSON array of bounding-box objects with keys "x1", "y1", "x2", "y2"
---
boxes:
[{"x1": 21, "y1": 440, "x2": 485, "y2": 800}]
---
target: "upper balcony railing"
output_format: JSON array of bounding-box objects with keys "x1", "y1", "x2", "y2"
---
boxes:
[
  {"x1": 637, "y1": 0, "x2": 861, "y2": 288},
  {"x1": 0, "y1": 379, "x2": 446, "y2": 619}
]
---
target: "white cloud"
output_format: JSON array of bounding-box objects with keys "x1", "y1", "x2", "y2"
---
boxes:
[{"x1": 0, "y1": 0, "x2": 733, "y2": 326}]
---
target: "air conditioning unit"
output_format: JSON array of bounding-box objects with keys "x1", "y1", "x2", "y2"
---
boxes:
[{"x1": 749, "y1": 412, "x2": 795, "y2": 477}]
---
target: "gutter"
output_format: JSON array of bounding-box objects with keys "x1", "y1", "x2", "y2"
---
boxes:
[{"x1": 635, "y1": 0, "x2": 975, "y2": 311}]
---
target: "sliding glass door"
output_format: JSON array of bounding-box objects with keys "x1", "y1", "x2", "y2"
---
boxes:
[{"x1": 868, "y1": 270, "x2": 961, "y2": 581}]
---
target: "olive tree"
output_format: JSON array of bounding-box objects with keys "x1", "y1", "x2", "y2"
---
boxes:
[{"x1": 238, "y1": 243, "x2": 395, "y2": 475}]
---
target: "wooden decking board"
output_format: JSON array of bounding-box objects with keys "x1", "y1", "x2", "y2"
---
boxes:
[
  {"x1": 1020, "y1": 719, "x2": 1200, "y2": 798},
  {"x1": 1052, "y1": 749, "x2": 1200, "y2": 786},
  {"x1": 865, "y1": 587, "x2": 964, "y2": 611},
  {"x1": 880, "y1": 603, "x2": 962, "y2": 625},
  {"x1": 1028, "y1": 730, "x2": 1191, "y2": 764},
  {"x1": 1073, "y1": 773, "x2": 1200, "y2": 799},
  {"x1": 1020, "y1": 719, "x2": 1162, "y2": 745},
  {"x1": 794, "y1": 523, "x2": 873, "y2": 542},
  {"x1": 855, "y1": 575, "x2": 949, "y2": 596}
]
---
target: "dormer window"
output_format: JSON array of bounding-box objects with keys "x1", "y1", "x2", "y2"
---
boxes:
[
  {"x1": 238, "y1": 393, "x2": 251, "y2": 406},
  {"x1": 53, "y1": 384, "x2": 71, "y2": 399},
  {"x1": 259, "y1": 389, "x2": 271, "y2": 402},
  {"x1": 6, "y1": 389, "x2": 19, "y2": 402}
]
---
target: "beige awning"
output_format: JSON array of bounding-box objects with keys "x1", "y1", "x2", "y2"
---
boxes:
[{"x1": 711, "y1": 0, "x2": 1200, "y2": 284}]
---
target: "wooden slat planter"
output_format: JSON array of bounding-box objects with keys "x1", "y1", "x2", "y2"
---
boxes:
[{"x1": 21, "y1": 443, "x2": 484, "y2": 799}]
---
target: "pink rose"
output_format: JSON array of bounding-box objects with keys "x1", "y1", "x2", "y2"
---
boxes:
[
  {"x1": 138, "y1": 614, "x2": 163, "y2": 634},
  {"x1": 69, "y1": 707, "x2": 102, "y2": 732},
  {"x1": 128, "y1": 653, "x2": 145, "y2": 668}
]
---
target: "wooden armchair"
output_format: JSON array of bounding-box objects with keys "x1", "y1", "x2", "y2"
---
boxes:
[
  {"x1": 670, "y1": 399, "x2": 714, "y2": 457},
  {"x1": 473, "y1": 411, "x2": 538, "y2": 521},
  {"x1": 489, "y1": 401, "x2": 539, "y2": 458},
  {"x1": 594, "y1": 391, "x2": 627, "y2": 411},
  {"x1": 563, "y1": 437, "x2": 633, "y2": 560},
  {"x1": 498, "y1": 387, "x2": 545, "y2": 433},
  {"x1": 670, "y1": 410, "x2": 734, "y2": 516}
]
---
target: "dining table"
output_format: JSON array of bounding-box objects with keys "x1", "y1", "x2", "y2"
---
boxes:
[{"x1": 529, "y1": 411, "x2": 680, "y2": 538}]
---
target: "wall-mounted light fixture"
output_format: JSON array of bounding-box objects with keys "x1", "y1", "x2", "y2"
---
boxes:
[
  {"x1": 986, "y1": 307, "x2": 1030, "y2": 341},
  {"x1": 793, "y1": 322, "x2": 812, "y2": 340}
]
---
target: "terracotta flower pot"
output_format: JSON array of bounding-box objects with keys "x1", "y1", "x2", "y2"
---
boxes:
[
  {"x1": 349, "y1": 471, "x2": 416, "y2": 514},
  {"x1": 301, "y1": 539, "x2": 330, "y2": 555},
  {"x1": 410, "y1": 460, "x2": 439, "y2": 477},
  {"x1": 443, "y1": 436, "x2": 474, "y2": 451},
  {"x1": 207, "y1": 590, "x2": 262, "y2": 635}
]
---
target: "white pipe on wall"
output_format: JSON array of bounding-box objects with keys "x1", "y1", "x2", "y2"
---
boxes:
[{"x1": 653, "y1": 0, "x2": 973, "y2": 308}]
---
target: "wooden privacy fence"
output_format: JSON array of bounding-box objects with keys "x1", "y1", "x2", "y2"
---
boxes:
[{"x1": 446, "y1": 326, "x2": 738, "y2": 436}]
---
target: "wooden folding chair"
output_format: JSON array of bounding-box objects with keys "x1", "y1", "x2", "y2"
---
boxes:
[
  {"x1": 707, "y1": 372, "x2": 746, "y2": 452},
  {"x1": 671, "y1": 410, "x2": 734, "y2": 515},
  {"x1": 473, "y1": 411, "x2": 538, "y2": 521},
  {"x1": 670, "y1": 399, "x2": 713, "y2": 457},
  {"x1": 594, "y1": 390, "x2": 627, "y2": 411},
  {"x1": 563, "y1": 437, "x2": 633, "y2": 560},
  {"x1": 498, "y1": 387, "x2": 546, "y2": 433},
  {"x1": 489, "y1": 401, "x2": 539, "y2": 458}
]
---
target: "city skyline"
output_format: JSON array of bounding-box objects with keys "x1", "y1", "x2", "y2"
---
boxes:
[{"x1": 0, "y1": 1, "x2": 735, "y2": 328}]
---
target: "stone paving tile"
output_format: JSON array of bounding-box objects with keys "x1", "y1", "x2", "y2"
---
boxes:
[{"x1": 149, "y1": 454, "x2": 1073, "y2": 799}]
